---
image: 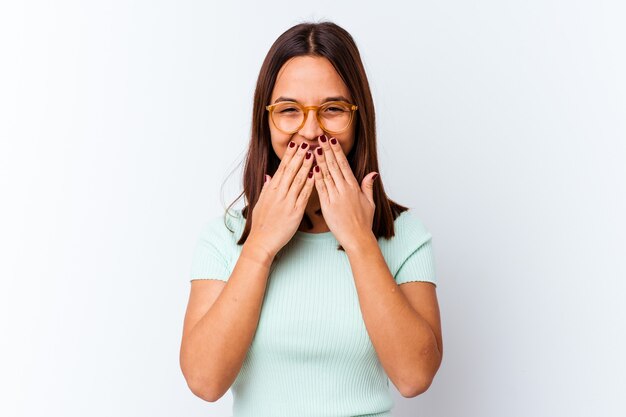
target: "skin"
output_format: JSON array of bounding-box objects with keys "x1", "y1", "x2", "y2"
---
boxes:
[
  {"x1": 269, "y1": 55, "x2": 357, "y2": 233},
  {"x1": 180, "y1": 55, "x2": 443, "y2": 401},
  {"x1": 268, "y1": 55, "x2": 444, "y2": 395}
]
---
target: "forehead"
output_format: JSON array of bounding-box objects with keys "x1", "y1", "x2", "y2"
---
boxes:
[{"x1": 272, "y1": 56, "x2": 351, "y2": 103}]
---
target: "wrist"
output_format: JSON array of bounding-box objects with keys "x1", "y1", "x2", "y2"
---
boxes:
[
  {"x1": 343, "y1": 230, "x2": 378, "y2": 255},
  {"x1": 242, "y1": 237, "x2": 275, "y2": 268}
]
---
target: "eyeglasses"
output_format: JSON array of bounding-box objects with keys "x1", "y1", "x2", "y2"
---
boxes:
[{"x1": 265, "y1": 100, "x2": 358, "y2": 135}]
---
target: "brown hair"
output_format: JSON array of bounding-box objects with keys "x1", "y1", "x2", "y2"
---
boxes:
[{"x1": 223, "y1": 20, "x2": 409, "y2": 251}]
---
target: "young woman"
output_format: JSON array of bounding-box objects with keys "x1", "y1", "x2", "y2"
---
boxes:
[{"x1": 180, "y1": 21, "x2": 443, "y2": 417}]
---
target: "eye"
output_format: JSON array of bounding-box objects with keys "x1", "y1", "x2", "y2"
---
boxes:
[
  {"x1": 322, "y1": 103, "x2": 349, "y2": 113},
  {"x1": 275, "y1": 103, "x2": 302, "y2": 114}
]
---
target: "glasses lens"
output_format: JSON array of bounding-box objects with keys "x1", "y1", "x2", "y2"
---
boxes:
[
  {"x1": 319, "y1": 102, "x2": 352, "y2": 132},
  {"x1": 272, "y1": 102, "x2": 304, "y2": 133}
]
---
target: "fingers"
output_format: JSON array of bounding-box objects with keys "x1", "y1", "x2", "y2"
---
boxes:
[
  {"x1": 278, "y1": 142, "x2": 311, "y2": 194},
  {"x1": 312, "y1": 164, "x2": 331, "y2": 206},
  {"x1": 287, "y1": 148, "x2": 315, "y2": 202},
  {"x1": 258, "y1": 174, "x2": 271, "y2": 201},
  {"x1": 326, "y1": 136, "x2": 359, "y2": 188},
  {"x1": 313, "y1": 137, "x2": 338, "y2": 196},
  {"x1": 295, "y1": 164, "x2": 316, "y2": 210},
  {"x1": 270, "y1": 140, "x2": 299, "y2": 188},
  {"x1": 319, "y1": 137, "x2": 343, "y2": 186}
]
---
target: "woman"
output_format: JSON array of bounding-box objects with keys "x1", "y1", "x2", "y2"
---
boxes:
[{"x1": 180, "y1": 21, "x2": 443, "y2": 417}]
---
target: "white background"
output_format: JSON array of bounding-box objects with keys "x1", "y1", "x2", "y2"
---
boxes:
[{"x1": 1, "y1": 1, "x2": 625, "y2": 416}]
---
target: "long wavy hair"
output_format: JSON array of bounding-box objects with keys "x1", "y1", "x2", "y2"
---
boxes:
[{"x1": 223, "y1": 21, "x2": 409, "y2": 251}]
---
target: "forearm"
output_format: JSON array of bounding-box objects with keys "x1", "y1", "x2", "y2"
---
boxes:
[
  {"x1": 345, "y1": 233, "x2": 442, "y2": 395},
  {"x1": 181, "y1": 240, "x2": 274, "y2": 400}
]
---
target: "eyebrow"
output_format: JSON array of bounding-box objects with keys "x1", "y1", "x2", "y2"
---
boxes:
[{"x1": 273, "y1": 96, "x2": 351, "y2": 104}]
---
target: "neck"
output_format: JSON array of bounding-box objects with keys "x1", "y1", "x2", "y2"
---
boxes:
[{"x1": 299, "y1": 189, "x2": 329, "y2": 232}]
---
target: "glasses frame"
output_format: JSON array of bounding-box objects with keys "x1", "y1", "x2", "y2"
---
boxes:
[{"x1": 265, "y1": 100, "x2": 359, "y2": 135}]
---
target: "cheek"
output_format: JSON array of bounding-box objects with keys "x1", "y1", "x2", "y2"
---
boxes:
[
  {"x1": 340, "y1": 132, "x2": 356, "y2": 155},
  {"x1": 270, "y1": 132, "x2": 291, "y2": 159}
]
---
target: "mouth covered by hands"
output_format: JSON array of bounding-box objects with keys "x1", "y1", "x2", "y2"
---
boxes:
[{"x1": 310, "y1": 134, "x2": 379, "y2": 249}]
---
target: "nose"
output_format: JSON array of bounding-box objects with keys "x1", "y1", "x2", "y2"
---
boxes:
[{"x1": 297, "y1": 108, "x2": 324, "y2": 141}]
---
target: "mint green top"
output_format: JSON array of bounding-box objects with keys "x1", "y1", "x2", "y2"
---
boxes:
[{"x1": 189, "y1": 208, "x2": 437, "y2": 417}]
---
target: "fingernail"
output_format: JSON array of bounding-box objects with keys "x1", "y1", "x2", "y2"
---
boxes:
[
  {"x1": 306, "y1": 151, "x2": 312, "y2": 159},
  {"x1": 314, "y1": 165, "x2": 320, "y2": 173},
  {"x1": 289, "y1": 141, "x2": 296, "y2": 148},
  {"x1": 316, "y1": 147, "x2": 323, "y2": 155},
  {"x1": 301, "y1": 142, "x2": 308, "y2": 149},
  {"x1": 320, "y1": 135, "x2": 327, "y2": 143},
  {"x1": 330, "y1": 138, "x2": 337, "y2": 145},
  {"x1": 308, "y1": 171, "x2": 313, "y2": 178}
]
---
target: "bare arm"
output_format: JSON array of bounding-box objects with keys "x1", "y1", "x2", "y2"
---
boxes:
[
  {"x1": 179, "y1": 239, "x2": 274, "y2": 402},
  {"x1": 180, "y1": 140, "x2": 315, "y2": 401},
  {"x1": 345, "y1": 233, "x2": 442, "y2": 397}
]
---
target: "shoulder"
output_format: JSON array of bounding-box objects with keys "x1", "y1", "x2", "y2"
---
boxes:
[
  {"x1": 385, "y1": 209, "x2": 432, "y2": 247},
  {"x1": 190, "y1": 208, "x2": 246, "y2": 281},
  {"x1": 376, "y1": 209, "x2": 433, "y2": 261},
  {"x1": 198, "y1": 207, "x2": 246, "y2": 246},
  {"x1": 380, "y1": 209, "x2": 437, "y2": 286}
]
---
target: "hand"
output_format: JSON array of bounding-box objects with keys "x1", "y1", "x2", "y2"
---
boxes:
[
  {"x1": 248, "y1": 142, "x2": 316, "y2": 258},
  {"x1": 312, "y1": 135, "x2": 379, "y2": 250}
]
